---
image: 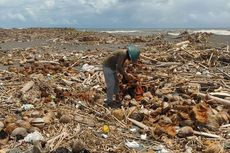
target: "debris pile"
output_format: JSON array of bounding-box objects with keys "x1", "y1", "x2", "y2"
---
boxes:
[{"x1": 0, "y1": 28, "x2": 229, "y2": 152}]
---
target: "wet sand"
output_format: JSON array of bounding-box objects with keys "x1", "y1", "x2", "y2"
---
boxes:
[{"x1": 208, "y1": 35, "x2": 230, "y2": 47}]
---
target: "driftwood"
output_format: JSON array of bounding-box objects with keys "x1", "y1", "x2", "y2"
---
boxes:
[
  {"x1": 193, "y1": 131, "x2": 220, "y2": 138},
  {"x1": 209, "y1": 92, "x2": 230, "y2": 97},
  {"x1": 189, "y1": 89, "x2": 230, "y2": 106},
  {"x1": 128, "y1": 118, "x2": 149, "y2": 130},
  {"x1": 217, "y1": 68, "x2": 230, "y2": 79},
  {"x1": 35, "y1": 60, "x2": 60, "y2": 65},
  {"x1": 1, "y1": 28, "x2": 230, "y2": 152},
  {"x1": 220, "y1": 124, "x2": 230, "y2": 128},
  {"x1": 20, "y1": 81, "x2": 35, "y2": 94}
]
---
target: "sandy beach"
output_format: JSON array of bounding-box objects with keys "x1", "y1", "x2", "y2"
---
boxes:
[
  {"x1": 0, "y1": 28, "x2": 230, "y2": 152},
  {"x1": 1, "y1": 28, "x2": 229, "y2": 51}
]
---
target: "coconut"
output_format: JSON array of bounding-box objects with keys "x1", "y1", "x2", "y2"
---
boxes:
[
  {"x1": 72, "y1": 140, "x2": 85, "y2": 153},
  {"x1": 31, "y1": 111, "x2": 41, "y2": 118},
  {"x1": 112, "y1": 109, "x2": 125, "y2": 120},
  {"x1": 177, "y1": 126, "x2": 194, "y2": 137},
  {"x1": 0, "y1": 121, "x2": 4, "y2": 131},
  {"x1": 16, "y1": 120, "x2": 31, "y2": 130},
  {"x1": 0, "y1": 130, "x2": 9, "y2": 145},
  {"x1": 30, "y1": 118, "x2": 45, "y2": 128},
  {"x1": 59, "y1": 115, "x2": 72, "y2": 123},
  {"x1": 11, "y1": 127, "x2": 28, "y2": 138}
]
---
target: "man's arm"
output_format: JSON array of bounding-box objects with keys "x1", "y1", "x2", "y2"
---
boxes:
[{"x1": 117, "y1": 53, "x2": 129, "y2": 80}]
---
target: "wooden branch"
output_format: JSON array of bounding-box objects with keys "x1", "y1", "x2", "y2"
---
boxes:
[
  {"x1": 20, "y1": 81, "x2": 35, "y2": 94},
  {"x1": 62, "y1": 79, "x2": 74, "y2": 86},
  {"x1": 188, "y1": 89, "x2": 230, "y2": 106},
  {"x1": 209, "y1": 92, "x2": 230, "y2": 97},
  {"x1": 217, "y1": 68, "x2": 230, "y2": 79},
  {"x1": 156, "y1": 62, "x2": 181, "y2": 67},
  {"x1": 140, "y1": 54, "x2": 157, "y2": 63},
  {"x1": 47, "y1": 131, "x2": 69, "y2": 151},
  {"x1": 127, "y1": 118, "x2": 149, "y2": 130},
  {"x1": 201, "y1": 93, "x2": 230, "y2": 106},
  {"x1": 175, "y1": 40, "x2": 190, "y2": 46},
  {"x1": 193, "y1": 131, "x2": 220, "y2": 138},
  {"x1": 35, "y1": 60, "x2": 60, "y2": 65},
  {"x1": 220, "y1": 124, "x2": 230, "y2": 128}
]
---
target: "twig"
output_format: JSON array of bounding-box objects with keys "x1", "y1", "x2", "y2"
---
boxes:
[
  {"x1": 207, "y1": 52, "x2": 213, "y2": 66},
  {"x1": 127, "y1": 118, "x2": 149, "y2": 130},
  {"x1": 71, "y1": 61, "x2": 78, "y2": 67},
  {"x1": 193, "y1": 131, "x2": 220, "y2": 138},
  {"x1": 47, "y1": 128, "x2": 69, "y2": 151},
  {"x1": 20, "y1": 81, "x2": 35, "y2": 94},
  {"x1": 220, "y1": 80, "x2": 230, "y2": 89},
  {"x1": 97, "y1": 104, "x2": 126, "y2": 128},
  {"x1": 35, "y1": 60, "x2": 60, "y2": 65},
  {"x1": 121, "y1": 106, "x2": 127, "y2": 123},
  {"x1": 217, "y1": 68, "x2": 230, "y2": 79},
  {"x1": 220, "y1": 124, "x2": 230, "y2": 128},
  {"x1": 209, "y1": 92, "x2": 230, "y2": 97},
  {"x1": 189, "y1": 89, "x2": 230, "y2": 106}
]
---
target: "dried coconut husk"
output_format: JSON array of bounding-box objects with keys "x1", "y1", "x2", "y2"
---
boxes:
[
  {"x1": 190, "y1": 103, "x2": 209, "y2": 124},
  {"x1": 129, "y1": 111, "x2": 144, "y2": 122},
  {"x1": 0, "y1": 130, "x2": 9, "y2": 145},
  {"x1": 59, "y1": 115, "x2": 72, "y2": 123},
  {"x1": 134, "y1": 85, "x2": 144, "y2": 101},
  {"x1": 72, "y1": 140, "x2": 86, "y2": 153},
  {"x1": 203, "y1": 140, "x2": 224, "y2": 153},
  {"x1": 43, "y1": 112, "x2": 55, "y2": 124},
  {"x1": 4, "y1": 123, "x2": 18, "y2": 134},
  {"x1": 16, "y1": 120, "x2": 31, "y2": 130},
  {"x1": 215, "y1": 111, "x2": 230, "y2": 125},
  {"x1": 112, "y1": 109, "x2": 125, "y2": 120},
  {"x1": 205, "y1": 115, "x2": 220, "y2": 131},
  {"x1": 4, "y1": 115, "x2": 16, "y2": 125},
  {"x1": 161, "y1": 135, "x2": 174, "y2": 148},
  {"x1": 0, "y1": 122, "x2": 4, "y2": 131},
  {"x1": 154, "y1": 123, "x2": 177, "y2": 137}
]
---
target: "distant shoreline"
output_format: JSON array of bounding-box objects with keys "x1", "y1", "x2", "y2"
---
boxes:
[{"x1": 0, "y1": 28, "x2": 229, "y2": 51}]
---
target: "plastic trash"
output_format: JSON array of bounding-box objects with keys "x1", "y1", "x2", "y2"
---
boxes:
[
  {"x1": 125, "y1": 140, "x2": 140, "y2": 148},
  {"x1": 101, "y1": 134, "x2": 108, "y2": 139},
  {"x1": 156, "y1": 145, "x2": 170, "y2": 153},
  {"x1": 102, "y1": 124, "x2": 110, "y2": 133},
  {"x1": 140, "y1": 134, "x2": 147, "y2": 140},
  {"x1": 130, "y1": 128, "x2": 137, "y2": 132},
  {"x1": 24, "y1": 131, "x2": 44, "y2": 143},
  {"x1": 51, "y1": 95, "x2": 56, "y2": 101},
  {"x1": 81, "y1": 63, "x2": 98, "y2": 73},
  {"x1": 21, "y1": 104, "x2": 34, "y2": 111}
]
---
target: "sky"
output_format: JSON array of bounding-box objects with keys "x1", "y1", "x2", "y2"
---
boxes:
[{"x1": 0, "y1": 0, "x2": 230, "y2": 28}]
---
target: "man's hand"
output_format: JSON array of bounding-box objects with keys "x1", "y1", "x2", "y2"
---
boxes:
[
  {"x1": 128, "y1": 74, "x2": 136, "y2": 80},
  {"x1": 124, "y1": 74, "x2": 136, "y2": 82}
]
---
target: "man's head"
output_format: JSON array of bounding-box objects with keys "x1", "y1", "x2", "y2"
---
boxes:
[{"x1": 127, "y1": 45, "x2": 140, "y2": 63}]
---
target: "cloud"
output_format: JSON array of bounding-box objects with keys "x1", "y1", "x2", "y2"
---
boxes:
[
  {"x1": 8, "y1": 13, "x2": 26, "y2": 21},
  {"x1": 0, "y1": 0, "x2": 230, "y2": 28},
  {"x1": 79, "y1": 0, "x2": 118, "y2": 13},
  {"x1": 45, "y1": 0, "x2": 55, "y2": 8}
]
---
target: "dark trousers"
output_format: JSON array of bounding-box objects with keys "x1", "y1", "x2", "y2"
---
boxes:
[{"x1": 103, "y1": 66, "x2": 119, "y2": 103}]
